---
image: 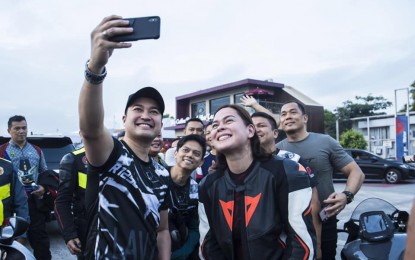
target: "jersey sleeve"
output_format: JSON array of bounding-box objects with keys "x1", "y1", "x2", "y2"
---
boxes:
[
  {"x1": 281, "y1": 159, "x2": 316, "y2": 260},
  {"x1": 327, "y1": 136, "x2": 354, "y2": 170},
  {"x1": 54, "y1": 153, "x2": 79, "y2": 243},
  {"x1": 39, "y1": 150, "x2": 48, "y2": 172},
  {"x1": 198, "y1": 177, "x2": 227, "y2": 260}
]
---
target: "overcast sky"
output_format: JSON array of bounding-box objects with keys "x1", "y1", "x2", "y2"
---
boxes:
[{"x1": 1, "y1": 0, "x2": 414, "y2": 137}]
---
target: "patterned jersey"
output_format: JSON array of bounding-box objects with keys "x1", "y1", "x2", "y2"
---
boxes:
[
  {"x1": 277, "y1": 149, "x2": 318, "y2": 188},
  {"x1": 168, "y1": 175, "x2": 199, "y2": 251},
  {"x1": 1, "y1": 141, "x2": 47, "y2": 193},
  {"x1": 91, "y1": 138, "x2": 170, "y2": 259}
]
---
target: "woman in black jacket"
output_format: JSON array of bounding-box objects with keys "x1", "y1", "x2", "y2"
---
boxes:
[{"x1": 199, "y1": 104, "x2": 316, "y2": 260}]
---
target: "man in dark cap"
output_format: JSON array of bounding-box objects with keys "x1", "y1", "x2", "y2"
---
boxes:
[{"x1": 79, "y1": 15, "x2": 170, "y2": 259}]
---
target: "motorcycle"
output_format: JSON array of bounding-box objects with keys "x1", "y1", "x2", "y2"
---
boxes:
[
  {"x1": 0, "y1": 216, "x2": 35, "y2": 260},
  {"x1": 339, "y1": 197, "x2": 409, "y2": 260}
]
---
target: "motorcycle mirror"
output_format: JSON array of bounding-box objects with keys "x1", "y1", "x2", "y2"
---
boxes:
[{"x1": 0, "y1": 216, "x2": 29, "y2": 244}]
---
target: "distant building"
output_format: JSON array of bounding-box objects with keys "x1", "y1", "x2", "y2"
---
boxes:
[
  {"x1": 350, "y1": 112, "x2": 415, "y2": 159},
  {"x1": 164, "y1": 78, "x2": 324, "y2": 137}
]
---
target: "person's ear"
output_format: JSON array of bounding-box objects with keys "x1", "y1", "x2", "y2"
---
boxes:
[
  {"x1": 303, "y1": 114, "x2": 308, "y2": 124},
  {"x1": 122, "y1": 115, "x2": 126, "y2": 125},
  {"x1": 273, "y1": 129, "x2": 279, "y2": 139},
  {"x1": 247, "y1": 124, "x2": 255, "y2": 138}
]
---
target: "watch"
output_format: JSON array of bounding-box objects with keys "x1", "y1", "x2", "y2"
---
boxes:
[
  {"x1": 342, "y1": 191, "x2": 354, "y2": 204},
  {"x1": 84, "y1": 60, "x2": 107, "y2": 85}
]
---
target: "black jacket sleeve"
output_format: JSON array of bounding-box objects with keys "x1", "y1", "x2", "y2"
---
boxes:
[
  {"x1": 198, "y1": 178, "x2": 227, "y2": 260},
  {"x1": 54, "y1": 153, "x2": 78, "y2": 243}
]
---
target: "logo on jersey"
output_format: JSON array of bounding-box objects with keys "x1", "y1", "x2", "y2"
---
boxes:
[
  {"x1": 277, "y1": 150, "x2": 300, "y2": 162},
  {"x1": 219, "y1": 193, "x2": 262, "y2": 231}
]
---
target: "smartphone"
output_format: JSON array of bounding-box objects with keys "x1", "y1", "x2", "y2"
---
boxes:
[
  {"x1": 319, "y1": 206, "x2": 330, "y2": 222},
  {"x1": 110, "y1": 16, "x2": 160, "y2": 42}
]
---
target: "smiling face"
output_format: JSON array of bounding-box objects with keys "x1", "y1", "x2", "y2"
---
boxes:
[
  {"x1": 252, "y1": 116, "x2": 278, "y2": 151},
  {"x1": 205, "y1": 124, "x2": 213, "y2": 147},
  {"x1": 149, "y1": 134, "x2": 163, "y2": 157},
  {"x1": 122, "y1": 97, "x2": 163, "y2": 142},
  {"x1": 279, "y1": 102, "x2": 308, "y2": 135},
  {"x1": 174, "y1": 140, "x2": 204, "y2": 172},
  {"x1": 211, "y1": 107, "x2": 255, "y2": 155}
]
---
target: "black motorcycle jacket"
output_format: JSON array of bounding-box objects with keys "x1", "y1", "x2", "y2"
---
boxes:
[
  {"x1": 199, "y1": 156, "x2": 316, "y2": 260},
  {"x1": 54, "y1": 148, "x2": 88, "y2": 244},
  {"x1": 0, "y1": 158, "x2": 29, "y2": 224}
]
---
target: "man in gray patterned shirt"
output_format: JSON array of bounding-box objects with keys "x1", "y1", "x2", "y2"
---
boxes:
[{"x1": 1, "y1": 115, "x2": 52, "y2": 260}]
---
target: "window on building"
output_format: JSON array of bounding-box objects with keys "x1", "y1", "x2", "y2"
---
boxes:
[
  {"x1": 191, "y1": 102, "x2": 206, "y2": 118},
  {"x1": 234, "y1": 93, "x2": 244, "y2": 104},
  {"x1": 210, "y1": 96, "x2": 230, "y2": 115},
  {"x1": 369, "y1": 127, "x2": 390, "y2": 146},
  {"x1": 260, "y1": 101, "x2": 283, "y2": 114}
]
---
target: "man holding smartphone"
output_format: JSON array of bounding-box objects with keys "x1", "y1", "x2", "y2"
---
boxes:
[{"x1": 79, "y1": 15, "x2": 170, "y2": 260}]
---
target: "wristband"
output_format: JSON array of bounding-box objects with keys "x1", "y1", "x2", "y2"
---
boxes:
[{"x1": 84, "y1": 60, "x2": 107, "y2": 85}]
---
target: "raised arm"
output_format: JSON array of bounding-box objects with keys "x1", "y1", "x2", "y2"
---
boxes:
[
  {"x1": 240, "y1": 95, "x2": 274, "y2": 116},
  {"x1": 79, "y1": 15, "x2": 132, "y2": 166}
]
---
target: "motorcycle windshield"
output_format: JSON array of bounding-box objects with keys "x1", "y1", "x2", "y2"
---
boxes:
[{"x1": 350, "y1": 198, "x2": 398, "y2": 222}]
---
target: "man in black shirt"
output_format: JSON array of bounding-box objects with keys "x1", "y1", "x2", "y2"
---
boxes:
[
  {"x1": 168, "y1": 135, "x2": 206, "y2": 259},
  {"x1": 79, "y1": 15, "x2": 170, "y2": 259}
]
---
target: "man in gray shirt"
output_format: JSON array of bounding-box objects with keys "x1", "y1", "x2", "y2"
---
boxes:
[{"x1": 277, "y1": 101, "x2": 365, "y2": 260}]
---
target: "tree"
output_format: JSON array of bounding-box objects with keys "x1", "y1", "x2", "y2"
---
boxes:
[
  {"x1": 401, "y1": 81, "x2": 415, "y2": 112},
  {"x1": 334, "y1": 94, "x2": 392, "y2": 134},
  {"x1": 340, "y1": 129, "x2": 367, "y2": 149},
  {"x1": 324, "y1": 109, "x2": 336, "y2": 138},
  {"x1": 163, "y1": 114, "x2": 175, "y2": 119}
]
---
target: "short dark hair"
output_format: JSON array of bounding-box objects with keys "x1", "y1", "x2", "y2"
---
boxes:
[
  {"x1": 184, "y1": 118, "x2": 205, "y2": 129},
  {"x1": 8, "y1": 115, "x2": 26, "y2": 129},
  {"x1": 251, "y1": 112, "x2": 278, "y2": 130},
  {"x1": 205, "y1": 120, "x2": 213, "y2": 128},
  {"x1": 282, "y1": 101, "x2": 306, "y2": 115},
  {"x1": 213, "y1": 104, "x2": 270, "y2": 169},
  {"x1": 176, "y1": 134, "x2": 206, "y2": 157}
]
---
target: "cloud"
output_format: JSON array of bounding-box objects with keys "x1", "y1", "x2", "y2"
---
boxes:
[{"x1": 1, "y1": 0, "x2": 414, "y2": 136}]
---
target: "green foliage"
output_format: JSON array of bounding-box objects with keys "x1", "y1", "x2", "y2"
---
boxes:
[
  {"x1": 163, "y1": 114, "x2": 175, "y2": 119},
  {"x1": 340, "y1": 129, "x2": 367, "y2": 149},
  {"x1": 398, "y1": 82, "x2": 415, "y2": 112},
  {"x1": 409, "y1": 81, "x2": 415, "y2": 111},
  {"x1": 324, "y1": 109, "x2": 336, "y2": 138},
  {"x1": 334, "y1": 94, "x2": 392, "y2": 134}
]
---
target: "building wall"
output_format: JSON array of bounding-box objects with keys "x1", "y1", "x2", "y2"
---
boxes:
[
  {"x1": 167, "y1": 79, "x2": 324, "y2": 137},
  {"x1": 351, "y1": 113, "x2": 415, "y2": 159}
]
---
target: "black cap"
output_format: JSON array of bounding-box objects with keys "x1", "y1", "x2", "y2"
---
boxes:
[{"x1": 124, "y1": 87, "x2": 165, "y2": 115}]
